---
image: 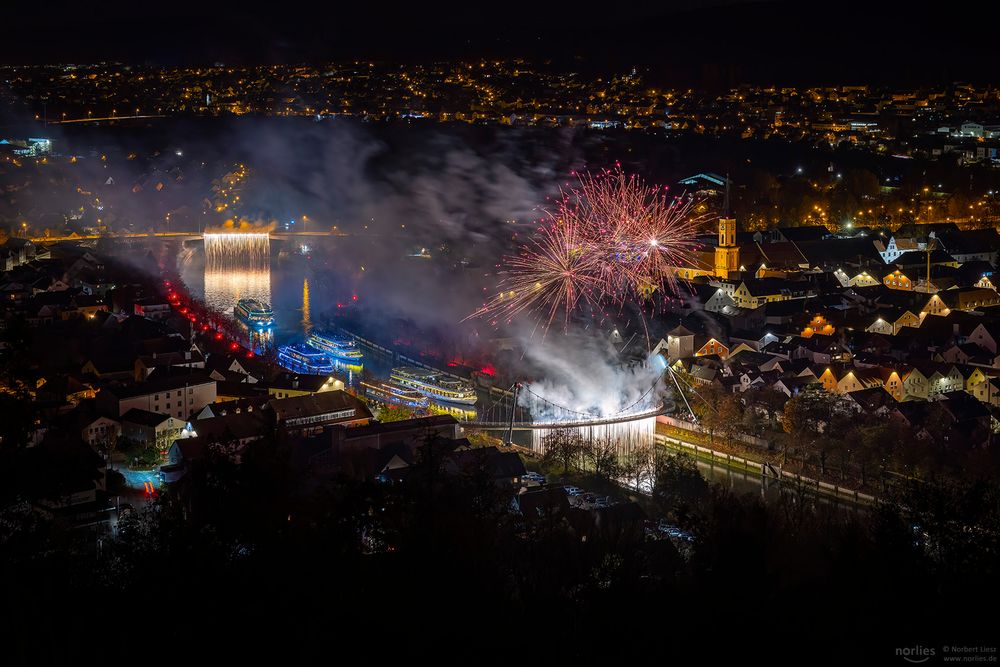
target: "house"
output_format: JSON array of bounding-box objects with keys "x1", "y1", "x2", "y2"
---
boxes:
[
  {"x1": 878, "y1": 235, "x2": 922, "y2": 263},
  {"x1": 327, "y1": 414, "x2": 461, "y2": 454},
  {"x1": 443, "y1": 447, "x2": 527, "y2": 487},
  {"x1": 919, "y1": 293, "x2": 951, "y2": 317},
  {"x1": 964, "y1": 367, "x2": 1000, "y2": 403},
  {"x1": 178, "y1": 412, "x2": 269, "y2": 455},
  {"x1": 968, "y1": 322, "x2": 1000, "y2": 354},
  {"x1": 920, "y1": 363, "x2": 965, "y2": 399},
  {"x1": 654, "y1": 325, "x2": 696, "y2": 361},
  {"x1": 865, "y1": 308, "x2": 921, "y2": 336},
  {"x1": 694, "y1": 336, "x2": 730, "y2": 359},
  {"x1": 840, "y1": 368, "x2": 886, "y2": 394},
  {"x1": 267, "y1": 390, "x2": 372, "y2": 434},
  {"x1": 898, "y1": 366, "x2": 930, "y2": 401},
  {"x1": 730, "y1": 279, "x2": 799, "y2": 309},
  {"x1": 762, "y1": 358, "x2": 816, "y2": 378},
  {"x1": 843, "y1": 387, "x2": 897, "y2": 414},
  {"x1": 970, "y1": 377, "x2": 1000, "y2": 407},
  {"x1": 16, "y1": 431, "x2": 105, "y2": 510},
  {"x1": 133, "y1": 298, "x2": 172, "y2": 320},
  {"x1": 97, "y1": 373, "x2": 217, "y2": 419},
  {"x1": 937, "y1": 287, "x2": 1000, "y2": 313},
  {"x1": 940, "y1": 343, "x2": 992, "y2": 366},
  {"x1": 134, "y1": 350, "x2": 206, "y2": 381},
  {"x1": 793, "y1": 337, "x2": 851, "y2": 365},
  {"x1": 879, "y1": 367, "x2": 904, "y2": 401},
  {"x1": 121, "y1": 408, "x2": 190, "y2": 451},
  {"x1": 772, "y1": 375, "x2": 818, "y2": 397},
  {"x1": 938, "y1": 390, "x2": 991, "y2": 427},
  {"x1": 205, "y1": 353, "x2": 261, "y2": 382},
  {"x1": 266, "y1": 373, "x2": 345, "y2": 399},
  {"x1": 729, "y1": 330, "x2": 780, "y2": 352},
  {"x1": 1, "y1": 237, "x2": 37, "y2": 268},
  {"x1": 195, "y1": 396, "x2": 271, "y2": 419},
  {"x1": 833, "y1": 267, "x2": 882, "y2": 288},
  {"x1": 883, "y1": 269, "x2": 914, "y2": 291},
  {"x1": 68, "y1": 294, "x2": 109, "y2": 320},
  {"x1": 800, "y1": 313, "x2": 836, "y2": 338},
  {"x1": 704, "y1": 288, "x2": 738, "y2": 314},
  {"x1": 80, "y1": 415, "x2": 121, "y2": 449}
]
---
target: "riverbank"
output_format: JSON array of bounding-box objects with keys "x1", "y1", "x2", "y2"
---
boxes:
[{"x1": 655, "y1": 431, "x2": 876, "y2": 506}]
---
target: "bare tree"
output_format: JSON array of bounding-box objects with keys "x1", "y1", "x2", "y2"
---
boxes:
[
  {"x1": 620, "y1": 444, "x2": 656, "y2": 491},
  {"x1": 541, "y1": 429, "x2": 585, "y2": 475},
  {"x1": 584, "y1": 437, "x2": 621, "y2": 482}
]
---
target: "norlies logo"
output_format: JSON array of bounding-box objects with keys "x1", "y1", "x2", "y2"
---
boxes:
[{"x1": 896, "y1": 646, "x2": 936, "y2": 663}]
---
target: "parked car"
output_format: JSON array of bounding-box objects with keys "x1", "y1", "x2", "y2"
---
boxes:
[
  {"x1": 582, "y1": 493, "x2": 596, "y2": 504},
  {"x1": 523, "y1": 472, "x2": 545, "y2": 483},
  {"x1": 565, "y1": 486, "x2": 583, "y2": 496}
]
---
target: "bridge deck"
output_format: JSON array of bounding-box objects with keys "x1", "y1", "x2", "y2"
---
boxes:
[{"x1": 464, "y1": 406, "x2": 663, "y2": 430}]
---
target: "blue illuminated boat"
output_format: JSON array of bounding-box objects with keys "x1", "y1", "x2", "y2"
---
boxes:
[
  {"x1": 277, "y1": 343, "x2": 334, "y2": 374},
  {"x1": 360, "y1": 380, "x2": 429, "y2": 408},
  {"x1": 235, "y1": 298, "x2": 274, "y2": 329},
  {"x1": 306, "y1": 332, "x2": 364, "y2": 364}
]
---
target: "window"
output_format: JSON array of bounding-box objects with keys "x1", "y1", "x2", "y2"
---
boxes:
[
  {"x1": 177, "y1": 391, "x2": 182, "y2": 397},
  {"x1": 166, "y1": 402, "x2": 171, "y2": 409},
  {"x1": 154, "y1": 394, "x2": 159, "y2": 400}
]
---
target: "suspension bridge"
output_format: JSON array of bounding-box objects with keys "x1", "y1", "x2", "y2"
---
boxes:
[{"x1": 464, "y1": 381, "x2": 665, "y2": 452}]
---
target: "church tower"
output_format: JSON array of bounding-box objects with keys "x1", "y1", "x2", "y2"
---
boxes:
[{"x1": 714, "y1": 176, "x2": 739, "y2": 278}]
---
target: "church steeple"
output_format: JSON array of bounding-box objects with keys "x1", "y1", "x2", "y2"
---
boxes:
[{"x1": 715, "y1": 175, "x2": 739, "y2": 278}]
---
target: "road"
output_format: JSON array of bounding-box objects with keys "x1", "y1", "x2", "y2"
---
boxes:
[
  {"x1": 29, "y1": 230, "x2": 350, "y2": 243},
  {"x1": 119, "y1": 468, "x2": 161, "y2": 493}
]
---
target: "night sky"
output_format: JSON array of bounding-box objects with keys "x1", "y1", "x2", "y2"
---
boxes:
[{"x1": 3, "y1": 1, "x2": 998, "y2": 85}]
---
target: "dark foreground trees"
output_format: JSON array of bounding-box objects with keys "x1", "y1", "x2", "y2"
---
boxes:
[{"x1": 1, "y1": 439, "x2": 998, "y2": 665}]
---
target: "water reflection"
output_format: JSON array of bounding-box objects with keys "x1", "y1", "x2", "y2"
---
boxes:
[
  {"x1": 204, "y1": 269, "x2": 272, "y2": 315},
  {"x1": 301, "y1": 278, "x2": 312, "y2": 335}
]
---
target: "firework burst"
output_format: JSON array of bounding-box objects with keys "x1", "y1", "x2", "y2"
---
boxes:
[{"x1": 470, "y1": 167, "x2": 711, "y2": 333}]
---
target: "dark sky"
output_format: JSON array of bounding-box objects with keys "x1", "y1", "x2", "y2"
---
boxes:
[{"x1": 3, "y1": 1, "x2": 998, "y2": 85}]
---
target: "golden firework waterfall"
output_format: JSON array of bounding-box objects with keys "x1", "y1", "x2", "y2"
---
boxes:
[
  {"x1": 204, "y1": 232, "x2": 270, "y2": 271},
  {"x1": 202, "y1": 232, "x2": 271, "y2": 316}
]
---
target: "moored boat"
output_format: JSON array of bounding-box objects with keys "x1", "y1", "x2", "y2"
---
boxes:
[{"x1": 389, "y1": 366, "x2": 477, "y2": 405}]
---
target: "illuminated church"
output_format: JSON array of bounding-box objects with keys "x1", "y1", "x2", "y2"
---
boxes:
[
  {"x1": 670, "y1": 213, "x2": 741, "y2": 282},
  {"x1": 714, "y1": 216, "x2": 739, "y2": 278}
]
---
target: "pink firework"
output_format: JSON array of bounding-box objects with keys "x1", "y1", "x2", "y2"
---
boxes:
[
  {"x1": 576, "y1": 168, "x2": 708, "y2": 300},
  {"x1": 471, "y1": 167, "x2": 711, "y2": 332},
  {"x1": 467, "y1": 210, "x2": 604, "y2": 332}
]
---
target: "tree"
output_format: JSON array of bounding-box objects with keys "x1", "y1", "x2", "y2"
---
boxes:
[
  {"x1": 466, "y1": 431, "x2": 505, "y2": 449},
  {"x1": 652, "y1": 453, "x2": 709, "y2": 520},
  {"x1": 377, "y1": 405, "x2": 416, "y2": 423},
  {"x1": 583, "y1": 437, "x2": 621, "y2": 482},
  {"x1": 540, "y1": 429, "x2": 585, "y2": 475},
  {"x1": 855, "y1": 423, "x2": 894, "y2": 487},
  {"x1": 691, "y1": 383, "x2": 740, "y2": 446},
  {"x1": 620, "y1": 445, "x2": 656, "y2": 492}
]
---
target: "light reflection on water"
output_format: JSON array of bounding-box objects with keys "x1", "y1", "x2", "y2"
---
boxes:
[{"x1": 204, "y1": 269, "x2": 272, "y2": 315}]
